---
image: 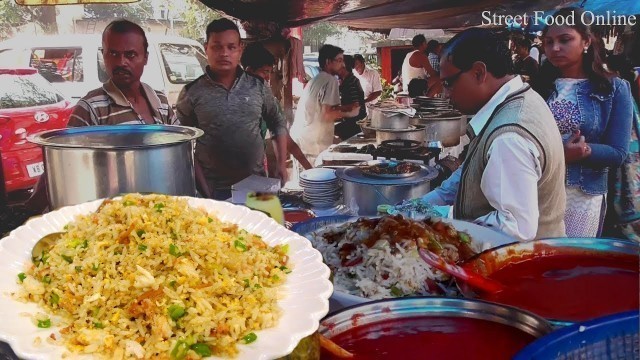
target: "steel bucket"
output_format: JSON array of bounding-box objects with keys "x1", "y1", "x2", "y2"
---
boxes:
[{"x1": 28, "y1": 124, "x2": 204, "y2": 209}]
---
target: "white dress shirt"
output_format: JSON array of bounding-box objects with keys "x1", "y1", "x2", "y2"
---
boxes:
[
  {"x1": 355, "y1": 67, "x2": 383, "y2": 102},
  {"x1": 421, "y1": 76, "x2": 542, "y2": 241}
]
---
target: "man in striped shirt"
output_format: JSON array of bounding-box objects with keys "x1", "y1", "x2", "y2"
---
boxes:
[
  {"x1": 25, "y1": 20, "x2": 176, "y2": 214},
  {"x1": 68, "y1": 19, "x2": 176, "y2": 127}
]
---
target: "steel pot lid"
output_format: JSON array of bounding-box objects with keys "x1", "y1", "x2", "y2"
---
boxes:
[
  {"x1": 374, "y1": 125, "x2": 425, "y2": 133},
  {"x1": 338, "y1": 164, "x2": 437, "y2": 185},
  {"x1": 28, "y1": 125, "x2": 204, "y2": 150}
]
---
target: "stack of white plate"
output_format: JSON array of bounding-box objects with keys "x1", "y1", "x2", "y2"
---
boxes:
[{"x1": 300, "y1": 168, "x2": 341, "y2": 208}]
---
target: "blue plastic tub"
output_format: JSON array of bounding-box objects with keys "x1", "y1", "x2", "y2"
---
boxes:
[{"x1": 514, "y1": 311, "x2": 639, "y2": 360}]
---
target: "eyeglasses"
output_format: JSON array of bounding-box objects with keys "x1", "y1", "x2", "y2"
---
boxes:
[{"x1": 441, "y1": 69, "x2": 466, "y2": 89}]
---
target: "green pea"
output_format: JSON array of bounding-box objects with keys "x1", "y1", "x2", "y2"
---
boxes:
[
  {"x1": 242, "y1": 332, "x2": 257, "y2": 344},
  {"x1": 168, "y1": 304, "x2": 186, "y2": 321}
]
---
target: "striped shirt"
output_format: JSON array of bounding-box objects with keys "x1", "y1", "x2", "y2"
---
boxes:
[
  {"x1": 68, "y1": 80, "x2": 176, "y2": 127},
  {"x1": 428, "y1": 52, "x2": 440, "y2": 74},
  {"x1": 339, "y1": 73, "x2": 366, "y2": 121}
]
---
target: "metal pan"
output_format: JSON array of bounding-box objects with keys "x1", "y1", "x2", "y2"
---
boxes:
[{"x1": 357, "y1": 160, "x2": 422, "y2": 179}]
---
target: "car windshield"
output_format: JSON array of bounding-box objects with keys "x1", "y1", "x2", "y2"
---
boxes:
[
  {"x1": 159, "y1": 43, "x2": 207, "y2": 84},
  {"x1": 29, "y1": 47, "x2": 83, "y2": 83},
  {"x1": 0, "y1": 72, "x2": 64, "y2": 109}
]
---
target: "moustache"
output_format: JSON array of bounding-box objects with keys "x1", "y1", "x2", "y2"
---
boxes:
[{"x1": 113, "y1": 67, "x2": 132, "y2": 76}]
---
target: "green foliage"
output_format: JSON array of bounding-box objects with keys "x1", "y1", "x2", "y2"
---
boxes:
[
  {"x1": 179, "y1": 0, "x2": 220, "y2": 42},
  {"x1": 84, "y1": 0, "x2": 155, "y2": 22},
  {"x1": 0, "y1": 1, "x2": 39, "y2": 39},
  {"x1": 0, "y1": 2, "x2": 60, "y2": 38},
  {"x1": 379, "y1": 78, "x2": 394, "y2": 101},
  {"x1": 302, "y1": 23, "x2": 343, "y2": 51}
]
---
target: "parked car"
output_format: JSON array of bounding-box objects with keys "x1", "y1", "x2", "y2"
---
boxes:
[
  {"x1": 0, "y1": 34, "x2": 207, "y2": 106},
  {"x1": 0, "y1": 68, "x2": 71, "y2": 201}
]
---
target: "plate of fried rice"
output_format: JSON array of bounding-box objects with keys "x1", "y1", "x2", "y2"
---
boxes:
[
  {"x1": 0, "y1": 194, "x2": 332, "y2": 359},
  {"x1": 293, "y1": 215, "x2": 516, "y2": 311}
]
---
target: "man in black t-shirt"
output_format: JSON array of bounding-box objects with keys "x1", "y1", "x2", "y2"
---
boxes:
[
  {"x1": 336, "y1": 55, "x2": 367, "y2": 140},
  {"x1": 513, "y1": 38, "x2": 539, "y2": 83}
]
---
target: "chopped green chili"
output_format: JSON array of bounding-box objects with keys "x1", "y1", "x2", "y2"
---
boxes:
[{"x1": 37, "y1": 319, "x2": 51, "y2": 328}]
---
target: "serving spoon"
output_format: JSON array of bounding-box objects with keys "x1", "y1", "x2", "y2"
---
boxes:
[
  {"x1": 418, "y1": 248, "x2": 504, "y2": 294},
  {"x1": 31, "y1": 231, "x2": 64, "y2": 260},
  {"x1": 30, "y1": 198, "x2": 113, "y2": 260}
]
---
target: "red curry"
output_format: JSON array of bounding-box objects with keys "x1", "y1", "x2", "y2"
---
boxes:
[
  {"x1": 481, "y1": 253, "x2": 639, "y2": 322},
  {"x1": 321, "y1": 317, "x2": 536, "y2": 360}
]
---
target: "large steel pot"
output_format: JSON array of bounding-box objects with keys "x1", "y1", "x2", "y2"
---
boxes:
[
  {"x1": 410, "y1": 114, "x2": 462, "y2": 147},
  {"x1": 369, "y1": 108, "x2": 410, "y2": 129},
  {"x1": 28, "y1": 125, "x2": 204, "y2": 209},
  {"x1": 338, "y1": 164, "x2": 437, "y2": 215},
  {"x1": 375, "y1": 125, "x2": 426, "y2": 144},
  {"x1": 319, "y1": 298, "x2": 552, "y2": 359},
  {"x1": 460, "y1": 114, "x2": 470, "y2": 136}
]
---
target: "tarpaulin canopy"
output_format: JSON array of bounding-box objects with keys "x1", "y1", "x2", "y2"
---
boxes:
[{"x1": 197, "y1": 0, "x2": 574, "y2": 30}]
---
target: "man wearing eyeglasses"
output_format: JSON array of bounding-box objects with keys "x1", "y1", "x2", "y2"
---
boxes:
[{"x1": 420, "y1": 28, "x2": 567, "y2": 241}]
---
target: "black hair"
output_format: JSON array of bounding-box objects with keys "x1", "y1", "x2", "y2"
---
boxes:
[
  {"x1": 514, "y1": 38, "x2": 532, "y2": 51},
  {"x1": 343, "y1": 55, "x2": 355, "y2": 73},
  {"x1": 206, "y1": 18, "x2": 240, "y2": 44},
  {"x1": 607, "y1": 54, "x2": 638, "y2": 103},
  {"x1": 442, "y1": 27, "x2": 513, "y2": 78},
  {"x1": 533, "y1": 7, "x2": 612, "y2": 98},
  {"x1": 353, "y1": 54, "x2": 365, "y2": 64},
  {"x1": 412, "y1": 34, "x2": 427, "y2": 48},
  {"x1": 103, "y1": 19, "x2": 148, "y2": 52},
  {"x1": 241, "y1": 42, "x2": 275, "y2": 70},
  {"x1": 408, "y1": 78, "x2": 428, "y2": 97},
  {"x1": 318, "y1": 44, "x2": 343, "y2": 70},
  {"x1": 426, "y1": 40, "x2": 439, "y2": 54}
]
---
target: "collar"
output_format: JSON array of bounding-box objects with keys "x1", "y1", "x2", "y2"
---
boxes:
[
  {"x1": 468, "y1": 76, "x2": 524, "y2": 136},
  {"x1": 103, "y1": 79, "x2": 163, "y2": 114},
  {"x1": 102, "y1": 80, "x2": 166, "y2": 123},
  {"x1": 205, "y1": 66, "x2": 244, "y2": 87}
]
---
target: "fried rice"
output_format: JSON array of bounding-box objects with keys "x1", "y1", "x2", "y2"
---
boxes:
[{"x1": 16, "y1": 194, "x2": 290, "y2": 359}]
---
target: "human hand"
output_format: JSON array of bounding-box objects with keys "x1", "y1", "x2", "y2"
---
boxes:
[{"x1": 564, "y1": 130, "x2": 591, "y2": 163}]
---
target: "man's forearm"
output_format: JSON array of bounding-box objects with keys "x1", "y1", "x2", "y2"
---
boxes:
[
  {"x1": 365, "y1": 91, "x2": 382, "y2": 103},
  {"x1": 194, "y1": 161, "x2": 211, "y2": 198},
  {"x1": 274, "y1": 134, "x2": 288, "y2": 168}
]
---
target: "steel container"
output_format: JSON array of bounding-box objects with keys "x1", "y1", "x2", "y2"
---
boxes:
[
  {"x1": 410, "y1": 113, "x2": 462, "y2": 147},
  {"x1": 338, "y1": 164, "x2": 437, "y2": 215},
  {"x1": 319, "y1": 297, "x2": 553, "y2": 346},
  {"x1": 369, "y1": 108, "x2": 411, "y2": 129},
  {"x1": 375, "y1": 125, "x2": 426, "y2": 144},
  {"x1": 28, "y1": 125, "x2": 204, "y2": 209},
  {"x1": 460, "y1": 237, "x2": 640, "y2": 326}
]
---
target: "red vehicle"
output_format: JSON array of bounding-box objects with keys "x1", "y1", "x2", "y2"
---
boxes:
[{"x1": 0, "y1": 68, "x2": 71, "y2": 200}]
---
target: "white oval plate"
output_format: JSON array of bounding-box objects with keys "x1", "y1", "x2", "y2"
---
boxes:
[
  {"x1": 0, "y1": 197, "x2": 333, "y2": 360},
  {"x1": 300, "y1": 168, "x2": 337, "y2": 182}
]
